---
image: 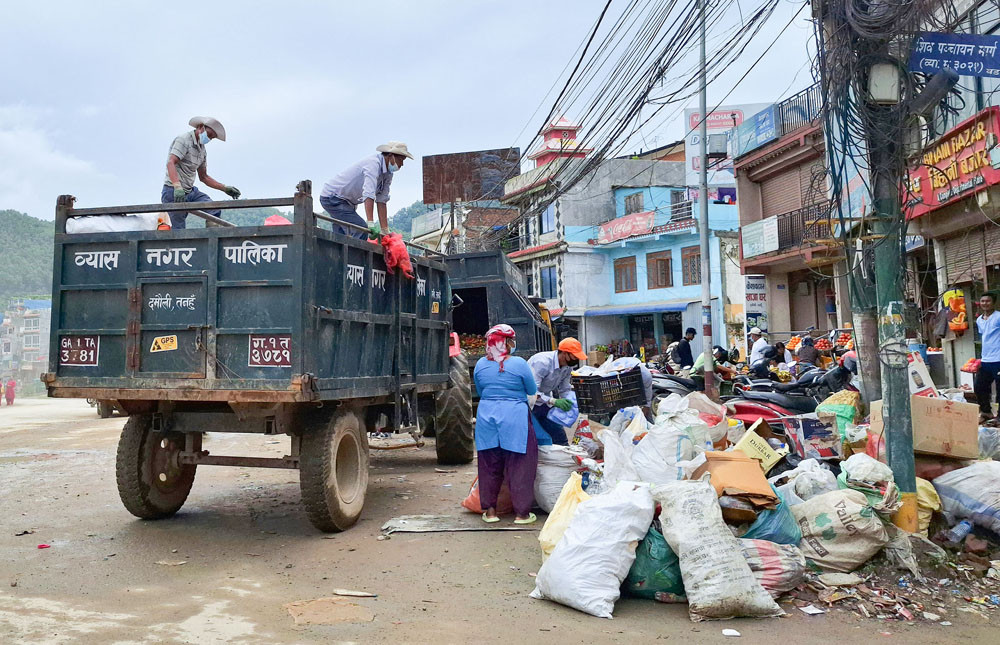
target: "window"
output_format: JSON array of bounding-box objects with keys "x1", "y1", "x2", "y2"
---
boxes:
[
  {"x1": 538, "y1": 203, "x2": 555, "y2": 234},
  {"x1": 646, "y1": 251, "x2": 672, "y2": 289},
  {"x1": 682, "y1": 246, "x2": 701, "y2": 285},
  {"x1": 23, "y1": 318, "x2": 39, "y2": 331},
  {"x1": 23, "y1": 333, "x2": 40, "y2": 349},
  {"x1": 540, "y1": 265, "x2": 557, "y2": 299},
  {"x1": 614, "y1": 256, "x2": 637, "y2": 292},
  {"x1": 526, "y1": 271, "x2": 535, "y2": 297},
  {"x1": 624, "y1": 191, "x2": 644, "y2": 215}
]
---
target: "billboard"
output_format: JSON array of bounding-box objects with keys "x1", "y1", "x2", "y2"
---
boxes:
[
  {"x1": 422, "y1": 148, "x2": 521, "y2": 205},
  {"x1": 733, "y1": 105, "x2": 777, "y2": 158},
  {"x1": 744, "y1": 274, "x2": 768, "y2": 342},
  {"x1": 684, "y1": 103, "x2": 771, "y2": 187},
  {"x1": 597, "y1": 211, "x2": 655, "y2": 244}
]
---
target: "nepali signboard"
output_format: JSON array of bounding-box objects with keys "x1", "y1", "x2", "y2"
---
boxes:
[
  {"x1": 741, "y1": 216, "x2": 780, "y2": 258},
  {"x1": 597, "y1": 211, "x2": 655, "y2": 244},
  {"x1": 744, "y1": 275, "x2": 768, "y2": 358},
  {"x1": 909, "y1": 32, "x2": 1000, "y2": 78},
  {"x1": 733, "y1": 105, "x2": 777, "y2": 158},
  {"x1": 906, "y1": 106, "x2": 1000, "y2": 219}
]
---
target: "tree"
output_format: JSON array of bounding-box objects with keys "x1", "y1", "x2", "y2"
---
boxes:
[
  {"x1": 390, "y1": 200, "x2": 431, "y2": 239},
  {"x1": 0, "y1": 210, "x2": 54, "y2": 304}
]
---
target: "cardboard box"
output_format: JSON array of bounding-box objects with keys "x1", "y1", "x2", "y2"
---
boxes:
[
  {"x1": 587, "y1": 350, "x2": 608, "y2": 366},
  {"x1": 869, "y1": 395, "x2": 979, "y2": 459},
  {"x1": 692, "y1": 451, "x2": 778, "y2": 508},
  {"x1": 906, "y1": 352, "x2": 938, "y2": 397},
  {"x1": 732, "y1": 419, "x2": 789, "y2": 473}
]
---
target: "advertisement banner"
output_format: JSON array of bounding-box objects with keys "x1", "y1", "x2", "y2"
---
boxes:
[
  {"x1": 733, "y1": 105, "x2": 777, "y2": 158},
  {"x1": 684, "y1": 103, "x2": 770, "y2": 187},
  {"x1": 906, "y1": 106, "x2": 1000, "y2": 218},
  {"x1": 744, "y1": 274, "x2": 768, "y2": 356},
  {"x1": 597, "y1": 210, "x2": 655, "y2": 244}
]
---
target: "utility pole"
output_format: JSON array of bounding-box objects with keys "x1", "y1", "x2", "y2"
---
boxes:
[{"x1": 698, "y1": 0, "x2": 716, "y2": 398}]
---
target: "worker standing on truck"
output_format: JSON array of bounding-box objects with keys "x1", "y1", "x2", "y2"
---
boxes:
[
  {"x1": 319, "y1": 142, "x2": 413, "y2": 240},
  {"x1": 162, "y1": 116, "x2": 241, "y2": 229},
  {"x1": 527, "y1": 338, "x2": 589, "y2": 445}
]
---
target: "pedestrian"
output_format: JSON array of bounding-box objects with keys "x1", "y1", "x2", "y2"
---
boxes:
[
  {"x1": 4, "y1": 378, "x2": 14, "y2": 406},
  {"x1": 162, "y1": 116, "x2": 241, "y2": 229},
  {"x1": 527, "y1": 337, "x2": 589, "y2": 445},
  {"x1": 320, "y1": 142, "x2": 413, "y2": 240},
  {"x1": 976, "y1": 292, "x2": 1000, "y2": 420},
  {"x1": 692, "y1": 345, "x2": 737, "y2": 389},
  {"x1": 473, "y1": 324, "x2": 539, "y2": 525},
  {"x1": 673, "y1": 327, "x2": 696, "y2": 370},
  {"x1": 796, "y1": 337, "x2": 820, "y2": 365},
  {"x1": 748, "y1": 327, "x2": 768, "y2": 364},
  {"x1": 774, "y1": 341, "x2": 793, "y2": 365}
]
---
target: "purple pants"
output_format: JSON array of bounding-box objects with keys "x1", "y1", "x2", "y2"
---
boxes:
[{"x1": 477, "y1": 415, "x2": 538, "y2": 517}]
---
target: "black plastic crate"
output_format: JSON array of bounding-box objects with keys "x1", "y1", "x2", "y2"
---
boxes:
[{"x1": 571, "y1": 367, "x2": 646, "y2": 416}]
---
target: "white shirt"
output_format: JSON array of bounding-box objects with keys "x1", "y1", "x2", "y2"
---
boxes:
[
  {"x1": 749, "y1": 337, "x2": 769, "y2": 364},
  {"x1": 321, "y1": 153, "x2": 393, "y2": 205},
  {"x1": 527, "y1": 350, "x2": 573, "y2": 405}
]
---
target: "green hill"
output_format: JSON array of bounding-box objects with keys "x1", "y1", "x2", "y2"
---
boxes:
[{"x1": 0, "y1": 210, "x2": 54, "y2": 304}]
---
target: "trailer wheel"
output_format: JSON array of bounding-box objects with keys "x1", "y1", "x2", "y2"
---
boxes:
[
  {"x1": 115, "y1": 415, "x2": 196, "y2": 519},
  {"x1": 97, "y1": 400, "x2": 114, "y2": 419},
  {"x1": 299, "y1": 407, "x2": 369, "y2": 533},
  {"x1": 434, "y1": 350, "x2": 474, "y2": 465}
]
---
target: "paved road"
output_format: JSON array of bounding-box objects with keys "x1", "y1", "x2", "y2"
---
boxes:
[{"x1": 0, "y1": 398, "x2": 991, "y2": 643}]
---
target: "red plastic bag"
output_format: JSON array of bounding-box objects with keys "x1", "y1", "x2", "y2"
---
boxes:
[
  {"x1": 381, "y1": 233, "x2": 414, "y2": 279},
  {"x1": 461, "y1": 477, "x2": 514, "y2": 515}
]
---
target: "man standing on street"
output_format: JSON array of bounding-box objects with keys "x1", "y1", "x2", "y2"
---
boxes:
[
  {"x1": 975, "y1": 292, "x2": 1000, "y2": 420},
  {"x1": 162, "y1": 116, "x2": 241, "y2": 229},
  {"x1": 320, "y1": 142, "x2": 413, "y2": 239},
  {"x1": 674, "y1": 327, "x2": 696, "y2": 370},
  {"x1": 527, "y1": 338, "x2": 589, "y2": 445},
  {"x1": 748, "y1": 327, "x2": 768, "y2": 364}
]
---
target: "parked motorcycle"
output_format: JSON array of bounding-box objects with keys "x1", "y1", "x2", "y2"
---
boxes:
[{"x1": 728, "y1": 364, "x2": 855, "y2": 426}]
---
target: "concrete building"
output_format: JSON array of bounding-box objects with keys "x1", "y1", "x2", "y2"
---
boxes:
[{"x1": 1, "y1": 298, "x2": 51, "y2": 393}]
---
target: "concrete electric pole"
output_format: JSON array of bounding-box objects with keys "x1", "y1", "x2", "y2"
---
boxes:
[{"x1": 698, "y1": 0, "x2": 717, "y2": 399}]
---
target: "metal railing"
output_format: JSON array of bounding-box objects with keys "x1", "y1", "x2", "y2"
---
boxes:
[
  {"x1": 669, "y1": 200, "x2": 694, "y2": 220},
  {"x1": 776, "y1": 83, "x2": 822, "y2": 136},
  {"x1": 776, "y1": 203, "x2": 831, "y2": 248}
]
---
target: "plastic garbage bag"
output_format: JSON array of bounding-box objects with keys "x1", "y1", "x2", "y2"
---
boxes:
[
  {"x1": 791, "y1": 489, "x2": 889, "y2": 572},
  {"x1": 654, "y1": 477, "x2": 783, "y2": 621},
  {"x1": 538, "y1": 472, "x2": 590, "y2": 561},
  {"x1": 979, "y1": 426, "x2": 1000, "y2": 460},
  {"x1": 654, "y1": 394, "x2": 711, "y2": 451},
  {"x1": 932, "y1": 461, "x2": 1000, "y2": 534},
  {"x1": 686, "y1": 392, "x2": 729, "y2": 444},
  {"x1": 739, "y1": 539, "x2": 807, "y2": 598},
  {"x1": 547, "y1": 391, "x2": 579, "y2": 428},
  {"x1": 882, "y1": 525, "x2": 920, "y2": 578},
  {"x1": 534, "y1": 444, "x2": 585, "y2": 513},
  {"x1": 598, "y1": 428, "x2": 640, "y2": 488},
  {"x1": 66, "y1": 213, "x2": 161, "y2": 233},
  {"x1": 380, "y1": 232, "x2": 414, "y2": 278},
  {"x1": 608, "y1": 406, "x2": 645, "y2": 437},
  {"x1": 741, "y1": 486, "x2": 802, "y2": 545},
  {"x1": 629, "y1": 420, "x2": 696, "y2": 485},
  {"x1": 624, "y1": 524, "x2": 686, "y2": 602},
  {"x1": 837, "y1": 453, "x2": 900, "y2": 513},
  {"x1": 531, "y1": 482, "x2": 654, "y2": 618},
  {"x1": 461, "y1": 477, "x2": 513, "y2": 515},
  {"x1": 768, "y1": 458, "x2": 839, "y2": 505}
]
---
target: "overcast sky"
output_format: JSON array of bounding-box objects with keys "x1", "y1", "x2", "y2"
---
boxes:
[{"x1": 0, "y1": 0, "x2": 814, "y2": 222}]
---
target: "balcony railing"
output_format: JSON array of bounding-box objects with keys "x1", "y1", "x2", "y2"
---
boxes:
[
  {"x1": 776, "y1": 203, "x2": 831, "y2": 248},
  {"x1": 776, "y1": 84, "x2": 822, "y2": 136}
]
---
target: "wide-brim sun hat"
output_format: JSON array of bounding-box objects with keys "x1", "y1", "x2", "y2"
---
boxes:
[
  {"x1": 189, "y1": 116, "x2": 227, "y2": 141},
  {"x1": 376, "y1": 141, "x2": 414, "y2": 159},
  {"x1": 749, "y1": 327, "x2": 763, "y2": 335}
]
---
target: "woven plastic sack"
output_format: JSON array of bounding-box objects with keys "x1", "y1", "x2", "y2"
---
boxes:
[
  {"x1": 534, "y1": 444, "x2": 585, "y2": 513},
  {"x1": 741, "y1": 485, "x2": 802, "y2": 545},
  {"x1": 738, "y1": 539, "x2": 807, "y2": 598},
  {"x1": 654, "y1": 478, "x2": 783, "y2": 621},
  {"x1": 538, "y1": 472, "x2": 590, "y2": 561},
  {"x1": 630, "y1": 421, "x2": 695, "y2": 485},
  {"x1": 792, "y1": 489, "x2": 889, "y2": 572},
  {"x1": 380, "y1": 232, "x2": 414, "y2": 278},
  {"x1": 815, "y1": 390, "x2": 861, "y2": 435},
  {"x1": 531, "y1": 482, "x2": 654, "y2": 618},
  {"x1": 598, "y1": 428, "x2": 640, "y2": 488},
  {"x1": 933, "y1": 461, "x2": 1000, "y2": 534},
  {"x1": 624, "y1": 525, "x2": 685, "y2": 602}
]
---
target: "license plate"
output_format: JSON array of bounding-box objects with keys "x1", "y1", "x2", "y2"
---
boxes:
[
  {"x1": 248, "y1": 334, "x2": 291, "y2": 368},
  {"x1": 60, "y1": 335, "x2": 100, "y2": 366}
]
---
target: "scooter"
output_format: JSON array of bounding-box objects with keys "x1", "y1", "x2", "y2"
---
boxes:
[{"x1": 728, "y1": 364, "x2": 856, "y2": 425}]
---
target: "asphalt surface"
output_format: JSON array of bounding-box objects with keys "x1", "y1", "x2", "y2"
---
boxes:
[{"x1": 0, "y1": 398, "x2": 993, "y2": 644}]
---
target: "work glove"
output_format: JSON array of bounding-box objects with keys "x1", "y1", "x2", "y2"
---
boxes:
[
  {"x1": 223, "y1": 185, "x2": 241, "y2": 199},
  {"x1": 172, "y1": 186, "x2": 188, "y2": 203},
  {"x1": 368, "y1": 222, "x2": 382, "y2": 239},
  {"x1": 552, "y1": 398, "x2": 573, "y2": 412}
]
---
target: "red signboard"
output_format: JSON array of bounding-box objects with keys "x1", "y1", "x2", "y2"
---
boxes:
[
  {"x1": 907, "y1": 106, "x2": 1000, "y2": 219},
  {"x1": 689, "y1": 109, "x2": 745, "y2": 130},
  {"x1": 598, "y1": 211, "x2": 656, "y2": 244}
]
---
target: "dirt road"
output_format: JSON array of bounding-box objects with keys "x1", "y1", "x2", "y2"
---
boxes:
[{"x1": 0, "y1": 398, "x2": 992, "y2": 643}]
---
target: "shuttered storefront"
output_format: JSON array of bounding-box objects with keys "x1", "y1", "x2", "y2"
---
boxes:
[
  {"x1": 800, "y1": 160, "x2": 826, "y2": 206},
  {"x1": 760, "y1": 168, "x2": 802, "y2": 218},
  {"x1": 940, "y1": 227, "x2": 984, "y2": 285}
]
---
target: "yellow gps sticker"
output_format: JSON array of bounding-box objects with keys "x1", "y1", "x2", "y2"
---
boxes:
[
  {"x1": 150, "y1": 335, "x2": 178, "y2": 352},
  {"x1": 431, "y1": 302, "x2": 440, "y2": 314}
]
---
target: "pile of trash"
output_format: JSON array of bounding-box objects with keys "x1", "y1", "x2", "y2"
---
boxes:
[{"x1": 524, "y1": 389, "x2": 1000, "y2": 622}]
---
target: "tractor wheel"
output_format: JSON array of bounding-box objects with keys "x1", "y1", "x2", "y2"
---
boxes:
[
  {"x1": 299, "y1": 407, "x2": 369, "y2": 533},
  {"x1": 115, "y1": 415, "x2": 196, "y2": 519},
  {"x1": 434, "y1": 350, "x2": 474, "y2": 465}
]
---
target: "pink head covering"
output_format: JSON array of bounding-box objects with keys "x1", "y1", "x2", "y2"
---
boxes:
[{"x1": 485, "y1": 324, "x2": 516, "y2": 372}]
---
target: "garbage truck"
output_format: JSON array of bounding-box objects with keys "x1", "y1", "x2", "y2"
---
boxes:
[{"x1": 42, "y1": 181, "x2": 473, "y2": 533}]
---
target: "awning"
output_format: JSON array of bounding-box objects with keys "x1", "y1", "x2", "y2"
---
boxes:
[{"x1": 583, "y1": 299, "x2": 702, "y2": 317}]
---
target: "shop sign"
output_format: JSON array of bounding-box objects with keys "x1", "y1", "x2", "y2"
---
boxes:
[
  {"x1": 907, "y1": 106, "x2": 1000, "y2": 218},
  {"x1": 909, "y1": 32, "x2": 1000, "y2": 78},
  {"x1": 597, "y1": 211, "x2": 655, "y2": 244},
  {"x1": 733, "y1": 105, "x2": 777, "y2": 157},
  {"x1": 745, "y1": 274, "x2": 768, "y2": 340},
  {"x1": 741, "y1": 217, "x2": 779, "y2": 258}
]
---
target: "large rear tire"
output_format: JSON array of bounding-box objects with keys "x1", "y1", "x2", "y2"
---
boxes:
[
  {"x1": 299, "y1": 407, "x2": 369, "y2": 533},
  {"x1": 115, "y1": 415, "x2": 196, "y2": 519},
  {"x1": 434, "y1": 351, "x2": 474, "y2": 465}
]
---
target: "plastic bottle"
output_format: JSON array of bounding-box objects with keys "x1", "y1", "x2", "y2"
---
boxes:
[{"x1": 942, "y1": 519, "x2": 974, "y2": 546}]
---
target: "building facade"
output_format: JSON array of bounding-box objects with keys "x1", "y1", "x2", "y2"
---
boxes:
[{"x1": 1, "y1": 298, "x2": 51, "y2": 393}]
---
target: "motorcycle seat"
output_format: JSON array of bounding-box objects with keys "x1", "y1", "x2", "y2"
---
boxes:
[{"x1": 740, "y1": 389, "x2": 817, "y2": 413}]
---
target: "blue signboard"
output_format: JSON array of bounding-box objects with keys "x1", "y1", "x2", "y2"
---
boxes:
[
  {"x1": 733, "y1": 105, "x2": 777, "y2": 158},
  {"x1": 909, "y1": 32, "x2": 1000, "y2": 78}
]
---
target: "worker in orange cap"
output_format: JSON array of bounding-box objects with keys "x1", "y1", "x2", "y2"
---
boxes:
[{"x1": 526, "y1": 337, "x2": 588, "y2": 445}]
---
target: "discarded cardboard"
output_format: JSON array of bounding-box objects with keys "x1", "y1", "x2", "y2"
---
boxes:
[
  {"x1": 906, "y1": 352, "x2": 939, "y2": 398},
  {"x1": 870, "y1": 396, "x2": 978, "y2": 459},
  {"x1": 732, "y1": 419, "x2": 788, "y2": 472},
  {"x1": 692, "y1": 451, "x2": 778, "y2": 508}
]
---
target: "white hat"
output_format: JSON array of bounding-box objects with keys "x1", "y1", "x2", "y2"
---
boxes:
[
  {"x1": 376, "y1": 141, "x2": 414, "y2": 159},
  {"x1": 749, "y1": 327, "x2": 763, "y2": 335},
  {"x1": 189, "y1": 116, "x2": 227, "y2": 141}
]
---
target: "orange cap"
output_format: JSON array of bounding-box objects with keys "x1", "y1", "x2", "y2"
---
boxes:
[{"x1": 558, "y1": 337, "x2": 588, "y2": 361}]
